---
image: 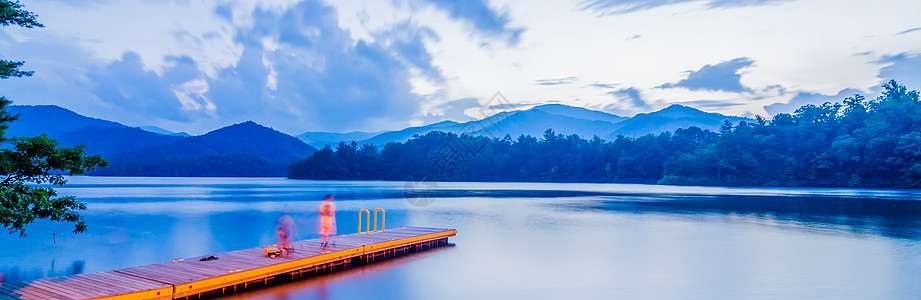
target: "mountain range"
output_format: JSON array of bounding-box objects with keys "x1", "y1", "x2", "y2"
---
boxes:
[
  {"x1": 7, "y1": 103, "x2": 748, "y2": 176},
  {"x1": 297, "y1": 103, "x2": 750, "y2": 148},
  {"x1": 7, "y1": 105, "x2": 316, "y2": 177}
]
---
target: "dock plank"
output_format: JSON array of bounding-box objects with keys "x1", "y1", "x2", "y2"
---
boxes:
[
  {"x1": 1, "y1": 226, "x2": 455, "y2": 300},
  {"x1": 0, "y1": 270, "x2": 173, "y2": 300},
  {"x1": 9, "y1": 278, "x2": 98, "y2": 300}
]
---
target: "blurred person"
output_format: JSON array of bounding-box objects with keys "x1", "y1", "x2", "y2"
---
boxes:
[
  {"x1": 319, "y1": 194, "x2": 337, "y2": 250},
  {"x1": 277, "y1": 210, "x2": 295, "y2": 256}
]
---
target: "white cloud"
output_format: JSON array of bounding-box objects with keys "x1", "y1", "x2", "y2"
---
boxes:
[
  {"x1": 332, "y1": 0, "x2": 921, "y2": 118},
  {"x1": 21, "y1": 0, "x2": 306, "y2": 78},
  {"x1": 172, "y1": 78, "x2": 215, "y2": 113},
  {"x1": 7, "y1": 0, "x2": 921, "y2": 133}
]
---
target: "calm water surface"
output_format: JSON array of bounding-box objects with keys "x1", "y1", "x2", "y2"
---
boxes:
[{"x1": 2, "y1": 177, "x2": 920, "y2": 299}]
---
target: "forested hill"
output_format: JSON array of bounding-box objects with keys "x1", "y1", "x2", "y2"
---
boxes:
[
  {"x1": 8, "y1": 105, "x2": 187, "y2": 158},
  {"x1": 290, "y1": 80, "x2": 921, "y2": 188},
  {"x1": 7, "y1": 106, "x2": 317, "y2": 177},
  {"x1": 94, "y1": 121, "x2": 316, "y2": 177}
]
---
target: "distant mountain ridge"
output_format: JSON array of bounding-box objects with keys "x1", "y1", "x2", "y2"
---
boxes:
[
  {"x1": 297, "y1": 130, "x2": 382, "y2": 148},
  {"x1": 605, "y1": 104, "x2": 751, "y2": 139},
  {"x1": 8, "y1": 102, "x2": 749, "y2": 177},
  {"x1": 360, "y1": 120, "x2": 463, "y2": 147},
  {"x1": 96, "y1": 121, "x2": 316, "y2": 176},
  {"x1": 7, "y1": 105, "x2": 316, "y2": 177},
  {"x1": 297, "y1": 103, "x2": 750, "y2": 147},
  {"x1": 465, "y1": 108, "x2": 619, "y2": 139},
  {"x1": 531, "y1": 104, "x2": 627, "y2": 123},
  {"x1": 7, "y1": 105, "x2": 182, "y2": 157},
  {"x1": 139, "y1": 126, "x2": 190, "y2": 137},
  {"x1": 6, "y1": 105, "x2": 124, "y2": 138}
]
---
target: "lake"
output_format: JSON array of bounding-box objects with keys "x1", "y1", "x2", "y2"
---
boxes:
[{"x1": 2, "y1": 176, "x2": 920, "y2": 299}]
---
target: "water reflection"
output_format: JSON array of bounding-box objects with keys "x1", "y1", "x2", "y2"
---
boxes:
[
  {"x1": 0, "y1": 260, "x2": 84, "y2": 284},
  {"x1": 221, "y1": 245, "x2": 455, "y2": 300},
  {"x1": 562, "y1": 195, "x2": 921, "y2": 240},
  {"x1": 1, "y1": 177, "x2": 920, "y2": 298}
]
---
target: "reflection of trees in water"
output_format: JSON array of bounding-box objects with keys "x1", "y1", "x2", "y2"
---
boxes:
[
  {"x1": 569, "y1": 195, "x2": 921, "y2": 240},
  {"x1": 219, "y1": 245, "x2": 455, "y2": 300},
  {"x1": 0, "y1": 260, "x2": 84, "y2": 284}
]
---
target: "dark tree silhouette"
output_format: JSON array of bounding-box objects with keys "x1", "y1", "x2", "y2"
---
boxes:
[
  {"x1": 0, "y1": 0, "x2": 107, "y2": 236},
  {"x1": 291, "y1": 80, "x2": 921, "y2": 189}
]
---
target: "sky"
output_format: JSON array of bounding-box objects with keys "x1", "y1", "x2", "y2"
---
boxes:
[{"x1": 1, "y1": 0, "x2": 920, "y2": 135}]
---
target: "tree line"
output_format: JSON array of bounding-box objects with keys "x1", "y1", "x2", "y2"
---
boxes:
[{"x1": 290, "y1": 80, "x2": 921, "y2": 188}]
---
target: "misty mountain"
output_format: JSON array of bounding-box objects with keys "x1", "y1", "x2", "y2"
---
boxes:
[
  {"x1": 139, "y1": 126, "x2": 191, "y2": 137},
  {"x1": 302, "y1": 104, "x2": 626, "y2": 147},
  {"x1": 302, "y1": 103, "x2": 744, "y2": 146},
  {"x1": 297, "y1": 130, "x2": 383, "y2": 148},
  {"x1": 530, "y1": 104, "x2": 627, "y2": 123},
  {"x1": 359, "y1": 120, "x2": 464, "y2": 147},
  {"x1": 464, "y1": 108, "x2": 621, "y2": 139},
  {"x1": 8, "y1": 103, "x2": 747, "y2": 177},
  {"x1": 605, "y1": 104, "x2": 751, "y2": 139},
  {"x1": 477, "y1": 104, "x2": 628, "y2": 138}
]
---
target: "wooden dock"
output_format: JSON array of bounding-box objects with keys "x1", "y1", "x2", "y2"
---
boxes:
[{"x1": 0, "y1": 226, "x2": 456, "y2": 300}]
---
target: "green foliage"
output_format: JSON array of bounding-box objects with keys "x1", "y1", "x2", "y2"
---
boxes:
[
  {"x1": 290, "y1": 80, "x2": 921, "y2": 189},
  {"x1": 665, "y1": 80, "x2": 921, "y2": 188},
  {"x1": 289, "y1": 127, "x2": 719, "y2": 183},
  {"x1": 0, "y1": 1, "x2": 106, "y2": 236},
  {"x1": 0, "y1": 0, "x2": 41, "y2": 28},
  {"x1": 0, "y1": 60, "x2": 33, "y2": 79},
  {"x1": 0, "y1": 135, "x2": 106, "y2": 236},
  {"x1": 0, "y1": 1, "x2": 40, "y2": 80},
  {"x1": 0, "y1": 97, "x2": 18, "y2": 141}
]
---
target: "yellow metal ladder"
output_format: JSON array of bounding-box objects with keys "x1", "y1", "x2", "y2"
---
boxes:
[{"x1": 358, "y1": 208, "x2": 385, "y2": 234}]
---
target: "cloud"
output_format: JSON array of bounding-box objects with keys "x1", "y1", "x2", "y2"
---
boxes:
[
  {"x1": 39, "y1": 0, "x2": 108, "y2": 8},
  {"x1": 484, "y1": 102, "x2": 532, "y2": 111},
  {"x1": 898, "y1": 27, "x2": 921, "y2": 35},
  {"x1": 611, "y1": 87, "x2": 649, "y2": 108},
  {"x1": 203, "y1": 0, "x2": 424, "y2": 133},
  {"x1": 0, "y1": 30, "x2": 100, "y2": 105},
  {"x1": 603, "y1": 87, "x2": 650, "y2": 115},
  {"x1": 0, "y1": 0, "x2": 435, "y2": 134},
  {"x1": 762, "y1": 53, "x2": 921, "y2": 116},
  {"x1": 5, "y1": 0, "x2": 921, "y2": 134},
  {"x1": 876, "y1": 53, "x2": 921, "y2": 91},
  {"x1": 681, "y1": 99, "x2": 743, "y2": 109},
  {"x1": 89, "y1": 53, "x2": 209, "y2": 122},
  {"x1": 421, "y1": 0, "x2": 523, "y2": 45},
  {"x1": 658, "y1": 57, "x2": 754, "y2": 92},
  {"x1": 588, "y1": 83, "x2": 620, "y2": 89},
  {"x1": 536, "y1": 76, "x2": 579, "y2": 86},
  {"x1": 421, "y1": 97, "x2": 481, "y2": 123},
  {"x1": 763, "y1": 88, "x2": 861, "y2": 115},
  {"x1": 580, "y1": 0, "x2": 790, "y2": 15},
  {"x1": 376, "y1": 21, "x2": 443, "y2": 83}
]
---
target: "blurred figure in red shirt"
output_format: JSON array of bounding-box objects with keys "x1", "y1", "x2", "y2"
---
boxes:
[{"x1": 319, "y1": 194, "x2": 336, "y2": 250}]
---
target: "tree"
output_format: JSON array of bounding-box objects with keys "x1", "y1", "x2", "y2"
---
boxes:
[
  {"x1": 1, "y1": 0, "x2": 107, "y2": 236},
  {"x1": 0, "y1": 1, "x2": 42, "y2": 28},
  {"x1": 288, "y1": 80, "x2": 921, "y2": 189}
]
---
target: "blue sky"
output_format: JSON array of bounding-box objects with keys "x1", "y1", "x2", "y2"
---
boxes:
[{"x1": 1, "y1": 0, "x2": 919, "y2": 135}]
